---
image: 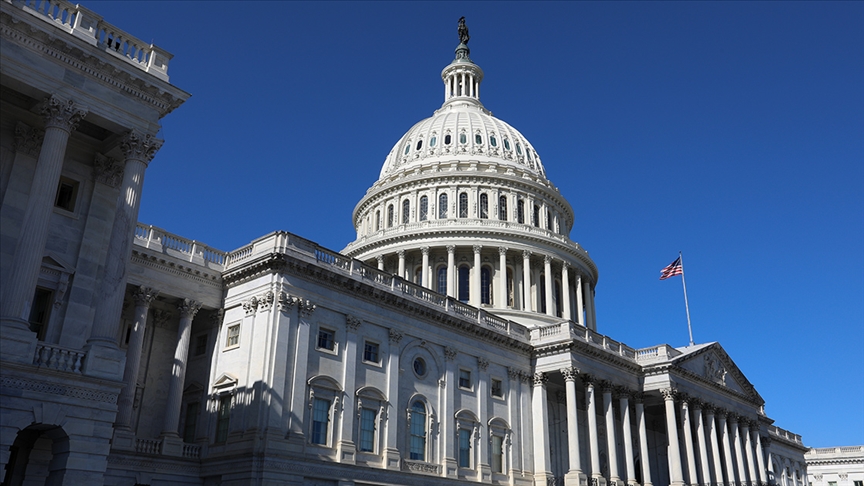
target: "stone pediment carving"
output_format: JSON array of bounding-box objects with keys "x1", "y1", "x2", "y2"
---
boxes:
[
  {"x1": 212, "y1": 373, "x2": 238, "y2": 391},
  {"x1": 671, "y1": 343, "x2": 763, "y2": 405}
]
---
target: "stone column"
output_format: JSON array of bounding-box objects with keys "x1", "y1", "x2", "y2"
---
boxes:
[
  {"x1": 498, "y1": 247, "x2": 508, "y2": 309},
  {"x1": 0, "y1": 96, "x2": 86, "y2": 354},
  {"x1": 471, "y1": 245, "x2": 482, "y2": 306},
  {"x1": 743, "y1": 420, "x2": 757, "y2": 486},
  {"x1": 377, "y1": 255, "x2": 385, "y2": 271},
  {"x1": 694, "y1": 402, "x2": 713, "y2": 486},
  {"x1": 115, "y1": 286, "x2": 158, "y2": 429},
  {"x1": 603, "y1": 383, "x2": 621, "y2": 485},
  {"x1": 477, "y1": 357, "x2": 491, "y2": 480},
  {"x1": 720, "y1": 411, "x2": 735, "y2": 486},
  {"x1": 562, "y1": 262, "x2": 572, "y2": 320},
  {"x1": 338, "y1": 315, "x2": 361, "y2": 464},
  {"x1": 85, "y1": 131, "x2": 163, "y2": 378},
  {"x1": 161, "y1": 299, "x2": 201, "y2": 437},
  {"x1": 561, "y1": 367, "x2": 584, "y2": 485},
  {"x1": 681, "y1": 398, "x2": 699, "y2": 486},
  {"x1": 707, "y1": 406, "x2": 726, "y2": 486},
  {"x1": 507, "y1": 368, "x2": 522, "y2": 475},
  {"x1": 575, "y1": 273, "x2": 585, "y2": 327},
  {"x1": 583, "y1": 280, "x2": 595, "y2": 330},
  {"x1": 662, "y1": 389, "x2": 685, "y2": 486},
  {"x1": 636, "y1": 394, "x2": 654, "y2": 486},
  {"x1": 731, "y1": 415, "x2": 747, "y2": 486},
  {"x1": 543, "y1": 255, "x2": 554, "y2": 316},
  {"x1": 421, "y1": 247, "x2": 430, "y2": 288},
  {"x1": 397, "y1": 250, "x2": 406, "y2": 278},
  {"x1": 585, "y1": 376, "x2": 602, "y2": 483},
  {"x1": 522, "y1": 250, "x2": 532, "y2": 311},
  {"x1": 383, "y1": 329, "x2": 402, "y2": 469},
  {"x1": 532, "y1": 372, "x2": 553, "y2": 486},
  {"x1": 287, "y1": 300, "x2": 316, "y2": 445},
  {"x1": 753, "y1": 427, "x2": 767, "y2": 485},
  {"x1": 443, "y1": 347, "x2": 458, "y2": 477},
  {"x1": 447, "y1": 245, "x2": 456, "y2": 298},
  {"x1": 620, "y1": 392, "x2": 636, "y2": 486}
]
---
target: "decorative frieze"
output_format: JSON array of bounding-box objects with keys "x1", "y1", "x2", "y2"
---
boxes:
[
  {"x1": 13, "y1": 122, "x2": 44, "y2": 156},
  {"x1": 258, "y1": 291, "x2": 274, "y2": 311},
  {"x1": 40, "y1": 95, "x2": 87, "y2": 132},
  {"x1": 93, "y1": 153, "x2": 124, "y2": 188},
  {"x1": 297, "y1": 299, "x2": 316, "y2": 318},
  {"x1": 243, "y1": 296, "x2": 258, "y2": 315}
]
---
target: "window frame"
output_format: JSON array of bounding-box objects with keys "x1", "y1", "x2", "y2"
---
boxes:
[
  {"x1": 363, "y1": 340, "x2": 381, "y2": 365},
  {"x1": 491, "y1": 378, "x2": 504, "y2": 399},
  {"x1": 419, "y1": 195, "x2": 428, "y2": 221},
  {"x1": 316, "y1": 327, "x2": 337, "y2": 353},
  {"x1": 517, "y1": 199, "x2": 525, "y2": 224},
  {"x1": 480, "y1": 266, "x2": 492, "y2": 305},
  {"x1": 387, "y1": 204, "x2": 394, "y2": 228},
  {"x1": 310, "y1": 397, "x2": 332, "y2": 446},
  {"x1": 479, "y1": 193, "x2": 488, "y2": 219},
  {"x1": 408, "y1": 400, "x2": 428, "y2": 461},
  {"x1": 358, "y1": 406, "x2": 377, "y2": 453},
  {"x1": 224, "y1": 322, "x2": 241, "y2": 350},
  {"x1": 214, "y1": 394, "x2": 232, "y2": 443},
  {"x1": 402, "y1": 199, "x2": 410, "y2": 225},
  {"x1": 53, "y1": 176, "x2": 80, "y2": 214},
  {"x1": 498, "y1": 195, "x2": 507, "y2": 221},
  {"x1": 458, "y1": 369, "x2": 472, "y2": 390},
  {"x1": 438, "y1": 193, "x2": 448, "y2": 219},
  {"x1": 458, "y1": 427, "x2": 472, "y2": 468},
  {"x1": 458, "y1": 192, "x2": 469, "y2": 218}
]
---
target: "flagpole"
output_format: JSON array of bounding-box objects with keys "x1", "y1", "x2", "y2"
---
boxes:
[{"x1": 679, "y1": 250, "x2": 694, "y2": 346}]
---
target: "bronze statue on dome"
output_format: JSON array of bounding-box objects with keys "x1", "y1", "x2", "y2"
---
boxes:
[{"x1": 458, "y1": 17, "x2": 470, "y2": 45}]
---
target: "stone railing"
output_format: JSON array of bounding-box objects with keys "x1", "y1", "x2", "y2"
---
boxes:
[
  {"x1": 182, "y1": 443, "x2": 201, "y2": 459},
  {"x1": 10, "y1": 0, "x2": 173, "y2": 81},
  {"x1": 32, "y1": 342, "x2": 85, "y2": 373},
  {"x1": 134, "y1": 224, "x2": 226, "y2": 270},
  {"x1": 401, "y1": 459, "x2": 442, "y2": 475},
  {"x1": 135, "y1": 438, "x2": 162, "y2": 455},
  {"x1": 634, "y1": 344, "x2": 683, "y2": 364},
  {"x1": 531, "y1": 322, "x2": 638, "y2": 361},
  {"x1": 807, "y1": 446, "x2": 864, "y2": 455},
  {"x1": 768, "y1": 425, "x2": 804, "y2": 445}
]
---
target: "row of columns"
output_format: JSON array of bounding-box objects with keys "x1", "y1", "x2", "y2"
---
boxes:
[
  {"x1": 114, "y1": 287, "x2": 202, "y2": 439},
  {"x1": 377, "y1": 246, "x2": 597, "y2": 329}
]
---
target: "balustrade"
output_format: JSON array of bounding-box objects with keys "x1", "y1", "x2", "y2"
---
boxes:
[
  {"x1": 33, "y1": 343, "x2": 85, "y2": 373},
  {"x1": 134, "y1": 223, "x2": 225, "y2": 267},
  {"x1": 135, "y1": 438, "x2": 162, "y2": 455}
]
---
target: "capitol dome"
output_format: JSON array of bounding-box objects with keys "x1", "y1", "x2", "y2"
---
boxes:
[{"x1": 343, "y1": 22, "x2": 599, "y2": 330}]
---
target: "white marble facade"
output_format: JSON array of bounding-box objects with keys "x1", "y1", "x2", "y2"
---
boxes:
[{"x1": 0, "y1": 3, "x2": 812, "y2": 486}]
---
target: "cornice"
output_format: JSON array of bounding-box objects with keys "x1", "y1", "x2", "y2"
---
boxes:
[
  {"x1": 533, "y1": 336, "x2": 643, "y2": 374},
  {"x1": 130, "y1": 249, "x2": 223, "y2": 288},
  {"x1": 642, "y1": 362, "x2": 764, "y2": 409}
]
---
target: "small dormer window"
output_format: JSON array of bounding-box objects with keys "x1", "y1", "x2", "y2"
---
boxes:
[
  {"x1": 516, "y1": 142, "x2": 523, "y2": 155},
  {"x1": 416, "y1": 140, "x2": 423, "y2": 150},
  {"x1": 490, "y1": 135, "x2": 497, "y2": 147},
  {"x1": 459, "y1": 133, "x2": 467, "y2": 144},
  {"x1": 503, "y1": 139, "x2": 511, "y2": 151},
  {"x1": 430, "y1": 136, "x2": 437, "y2": 147},
  {"x1": 475, "y1": 134, "x2": 483, "y2": 144},
  {"x1": 445, "y1": 134, "x2": 452, "y2": 145}
]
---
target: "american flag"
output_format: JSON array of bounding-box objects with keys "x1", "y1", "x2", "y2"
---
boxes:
[{"x1": 660, "y1": 257, "x2": 683, "y2": 280}]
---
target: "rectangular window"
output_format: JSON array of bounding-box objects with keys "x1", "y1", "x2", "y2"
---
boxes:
[
  {"x1": 517, "y1": 199, "x2": 524, "y2": 224},
  {"x1": 54, "y1": 176, "x2": 79, "y2": 212},
  {"x1": 852, "y1": 481, "x2": 862, "y2": 486},
  {"x1": 491, "y1": 435, "x2": 504, "y2": 473},
  {"x1": 311, "y1": 398, "x2": 331, "y2": 445},
  {"x1": 458, "y1": 428, "x2": 472, "y2": 468},
  {"x1": 317, "y1": 328, "x2": 335, "y2": 350},
  {"x1": 183, "y1": 402, "x2": 199, "y2": 443},
  {"x1": 215, "y1": 395, "x2": 231, "y2": 443},
  {"x1": 225, "y1": 324, "x2": 240, "y2": 348},
  {"x1": 533, "y1": 205, "x2": 540, "y2": 227},
  {"x1": 491, "y1": 378, "x2": 503, "y2": 398},
  {"x1": 27, "y1": 287, "x2": 53, "y2": 340},
  {"x1": 363, "y1": 341, "x2": 380, "y2": 363},
  {"x1": 358, "y1": 407, "x2": 376, "y2": 452},
  {"x1": 194, "y1": 334, "x2": 208, "y2": 356},
  {"x1": 419, "y1": 196, "x2": 428, "y2": 221},
  {"x1": 459, "y1": 369, "x2": 471, "y2": 389}
]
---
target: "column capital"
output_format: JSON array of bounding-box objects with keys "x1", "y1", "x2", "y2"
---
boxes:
[
  {"x1": 376, "y1": 254, "x2": 385, "y2": 264},
  {"x1": 473, "y1": 244, "x2": 482, "y2": 254},
  {"x1": 345, "y1": 314, "x2": 362, "y2": 332},
  {"x1": 600, "y1": 380, "x2": 616, "y2": 393},
  {"x1": 507, "y1": 367, "x2": 521, "y2": 380},
  {"x1": 120, "y1": 130, "x2": 163, "y2": 164},
  {"x1": 544, "y1": 254, "x2": 553, "y2": 264},
  {"x1": 397, "y1": 249, "x2": 405, "y2": 258},
  {"x1": 715, "y1": 407, "x2": 729, "y2": 419},
  {"x1": 447, "y1": 245, "x2": 456, "y2": 254},
  {"x1": 727, "y1": 413, "x2": 740, "y2": 424},
  {"x1": 703, "y1": 403, "x2": 717, "y2": 414},
  {"x1": 243, "y1": 296, "x2": 259, "y2": 315},
  {"x1": 277, "y1": 292, "x2": 296, "y2": 312},
  {"x1": 443, "y1": 346, "x2": 457, "y2": 361},
  {"x1": 533, "y1": 372, "x2": 548, "y2": 387},
  {"x1": 498, "y1": 246, "x2": 508, "y2": 255},
  {"x1": 562, "y1": 261, "x2": 570, "y2": 270},
  {"x1": 614, "y1": 386, "x2": 632, "y2": 400},
  {"x1": 477, "y1": 356, "x2": 489, "y2": 371},
  {"x1": 581, "y1": 373, "x2": 595, "y2": 387},
  {"x1": 560, "y1": 366, "x2": 580, "y2": 382},
  {"x1": 13, "y1": 122, "x2": 44, "y2": 157},
  {"x1": 388, "y1": 328, "x2": 403, "y2": 344},
  {"x1": 421, "y1": 246, "x2": 430, "y2": 255},
  {"x1": 522, "y1": 249, "x2": 532, "y2": 259},
  {"x1": 131, "y1": 286, "x2": 159, "y2": 307},
  {"x1": 40, "y1": 95, "x2": 87, "y2": 132},
  {"x1": 660, "y1": 387, "x2": 678, "y2": 401},
  {"x1": 93, "y1": 153, "x2": 124, "y2": 188},
  {"x1": 298, "y1": 299, "x2": 316, "y2": 317},
  {"x1": 633, "y1": 391, "x2": 646, "y2": 403},
  {"x1": 258, "y1": 291, "x2": 274, "y2": 311},
  {"x1": 689, "y1": 397, "x2": 704, "y2": 410},
  {"x1": 519, "y1": 370, "x2": 533, "y2": 383},
  {"x1": 177, "y1": 299, "x2": 202, "y2": 319}
]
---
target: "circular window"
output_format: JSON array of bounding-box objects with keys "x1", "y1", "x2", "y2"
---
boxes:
[{"x1": 413, "y1": 357, "x2": 427, "y2": 377}]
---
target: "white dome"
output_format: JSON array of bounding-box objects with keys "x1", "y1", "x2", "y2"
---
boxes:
[{"x1": 379, "y1": 101, "x2": 547, "y2": 180}]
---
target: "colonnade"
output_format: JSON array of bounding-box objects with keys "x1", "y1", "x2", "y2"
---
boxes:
[
  {"x1": 533, "y1": 371, "x2": 769, "y2": 486},
  {"x1": 375, "y1": 246, "x2": 596, "y2": 329}
]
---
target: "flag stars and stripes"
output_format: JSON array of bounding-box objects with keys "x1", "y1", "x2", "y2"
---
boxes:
[{"x1": 660, "y1": 256, "x2": 683, "y2": 280}]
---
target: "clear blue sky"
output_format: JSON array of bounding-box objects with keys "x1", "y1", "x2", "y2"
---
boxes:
[{"x1": 90, "y1": 1, "x2": 863, "y2": 447}]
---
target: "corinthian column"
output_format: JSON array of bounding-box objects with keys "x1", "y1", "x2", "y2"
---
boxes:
[
  {"x1": 681, "y1": 397, "x2": 699, "y2": 486},
  {"x1": 397, "y1": 249, "x2": 406, "y2": 278},
  {"x1": 707, "y1": 406, "x2": 726, "y2": 486},
  {"x1": 561, "y1": 262, "x2": 572, "y2": 320},
  {"x1": 575, "y1": 273, "x2": 585, "y2": 327},
  {"x1": 447, "y1": 245, "x2": 456, "y2": 298},
  {"x1": 753, "y1": 425, "x2": 767, "y2": 485},
  {"x1": 585, "y1": 375, "x2": 602, "y2": 483},
  {"x1": 603, "y1": 383, "x2": 621, "y2": 485},
  {"x1": 498, "y1": 247, "x2": 508, "y2": 308},
  {"x1": 561, "y1": 367, "x2": 583, "y2": 485},
  {"x1": 88, "y1": 131, "x2": 162, "y2": 346},
  {"x1": 743, "y1": 420, "x2": 757, "y2": 486},
  {"x1": 636, "y1": 394, "x2": 654, "y2": 486},
  {"x1": 620, "y1": 392, "x2": 636, "y2": 485},
  {"x1": 694, "y1": 401, "x2": 713, "y2": 486},
  {"x1": 471, "y1": 244, "x2": 482, "y2": 306},
  {"x1": 522, "y1": 250, "x2": 532, "y2": 311},
  {"x1": 161, "y1": 299, "x2": 201, "y2": 437},
  {"x1": 731, "y1": 415, "x2": 747, "y2": 486},
  {"x1": 115, "y1": 286, "x2": 158, "y2": 429},
  {"x1": 421, "y1": 247, "x2": 430, "y2": 288},
  {"x1": 719, "y1": 411, "x2": 735, "y2": 486},
  {"x1": 532, "y1": 372, "x2": 553, "y2": 485},
  {"x1": 543, "y1": 255, "x2": 554, "y2": 316},
  {"x1": 1, "y1": 96, "x2": 87, "y2": 339},
  {"x1": 662, "y1": 389, "x2": 685, "y2": 486}
]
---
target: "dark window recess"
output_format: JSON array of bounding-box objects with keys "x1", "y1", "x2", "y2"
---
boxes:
[
  {"x1": 54, "y1": 177, "x2": 79, "y2": 212},
  {"x1": 28, "y1": 288, "x2": 53, "y2": 340},
  {"x1": 195, "y1": 334, "x2": 208, "y2": 356}
]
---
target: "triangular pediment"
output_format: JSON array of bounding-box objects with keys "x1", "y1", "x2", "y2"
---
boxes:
[
  {"x1": 41, "y1": 252, "x2": 75, "y2": 273},
  {"x1": 672, "y1": 343, "x2": 763, "y2": 404},
  {"x1": 212, "y1": 373, "x2": 237, "y2": 390}
]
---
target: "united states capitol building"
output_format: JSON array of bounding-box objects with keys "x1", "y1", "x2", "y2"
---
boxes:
[{"x1": 0, "y1": 2, "x2": 834, "y2": 485}]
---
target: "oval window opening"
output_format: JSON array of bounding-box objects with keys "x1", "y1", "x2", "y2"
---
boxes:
[
  {"x1": 475, "y1": 134, "x2": 483, "y2": 144},
  {"x1": 413, "y1": 357, "x2": 427, "y2": 376},
  {"x1": 416, "y1": 140, "x2": 423, "y2": 150},
  {"x1": 445, "y1": 134, "x2": 452, "y2": 145},
  {"x1": 459, "y1": 133, "x2": 467, "y2": 144},
  {"x1": 490, "y1": 136, "x2": 497, "y2": 147},
  {"x1": 504, "y1": 139, "x2": 511, "y2": 151},
  {"x1": 516, "y1": 143, "x2": 523, "y2": 155},
  {"x1": 430, "y1": 136, "x2": 437, "y2": 147},
  {"x1": 404, "y1": 144, "x2": 411, "y2": 155}
]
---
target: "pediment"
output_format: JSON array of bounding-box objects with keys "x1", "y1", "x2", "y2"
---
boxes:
[
  {"x1": 672, "y1": 343, "x2": 763, "y2": 404},
  {"x1": 42, "y1": 252, "x2": 75, "y2": 273},
  {"x1": 212, "y1": 373, "x2": 238, "y2": 390}
]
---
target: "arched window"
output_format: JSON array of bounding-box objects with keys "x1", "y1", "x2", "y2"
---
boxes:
[
  {"x1": 387, "y1": 205, "x2": 394, "y2": 228},
  {"x1": 458, "y1": 266, "x2": 470, "y2": 303},
  {"x1": 490, "y1": 135, "x2": 497, "y2": 147},
  {"x1": 402, "y1": 199, "x2": 410, "y2": 224},
  {"x1": 375, "y1": 210, "x2": 381, "y2": 231},
  {"x1": 437, "y1": 266, "x2": 447, "y2": 294},
  {"x1": 546, "y1": 210, "x2": 552, "y2": 230},
  {"x1": 479, "y1": 194, "x2": 488, "y2": 219},
  {"x1": 459, "y1": 192, "x2": 468, "y2": 218},
  {"x1": 516, "y1": 142, "x2": 523, "y2": 155},
  {"x1": 419, "y1": 196, "x2": 428, "y2": 221},
  {"x1": 430, "y1": 135, "x2": 437, "y2": 147},
  {"x1": 533, "y1": 205, "x2": 540, "y2": 227},
  {"x1": 475, "y1": 134, "x2": 483, "y2": 144},
  {"x1": 517, "y1": 199, "x2": 524, "y2": 224},
  {"x1": 409, "y1": 401, "x2": 427, "y2": 461},
  {"x1": 499, "y1": 196, "x2": 507, "y2": 221},
  {"x1": 481, "y1": 266, "x2": 492, "y2": 305},
  {"x1": 439, "y1": 193, "x2": 448, "y2": 219},
  {"x1": 503, "y1": 138, "x2": 511, "y2": 151},
  {"x1": 459, "y1": 133, "x2": 467, "y2": 144}
]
